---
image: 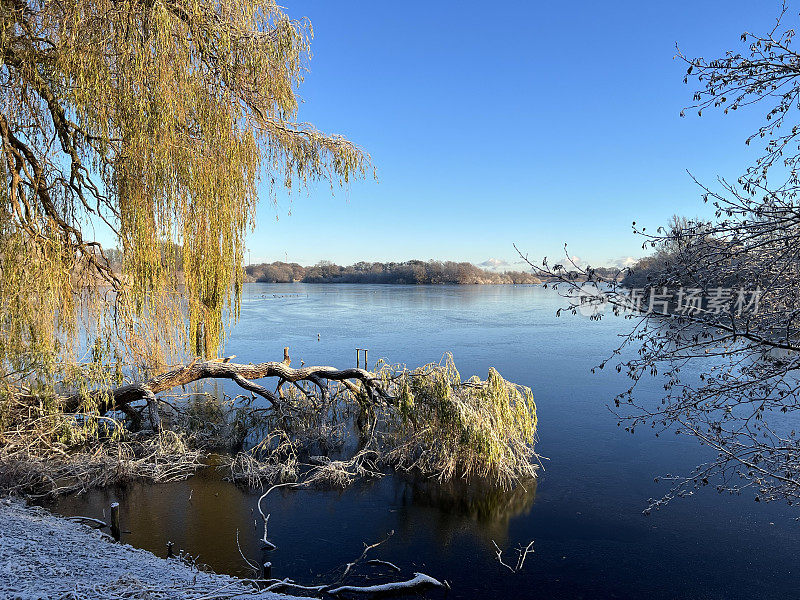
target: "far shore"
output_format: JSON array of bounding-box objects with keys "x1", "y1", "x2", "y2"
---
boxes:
[
  {"x1": 244, "y1": 260, "x2": 624, "y2": 286},
  {"x1": 243, "y1": 278, "x2": 543, "y2": 285},
  {"x1": 244, "y1": 259, "x2": 542, "y2": 285}
]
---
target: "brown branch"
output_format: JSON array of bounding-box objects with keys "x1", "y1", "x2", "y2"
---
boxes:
[
  {"x1": 61, "y1": 359, "x2": 388, "y2": 416},
  {"x1": 0, "y1": 113, "x2": 121, "y2": 288}
]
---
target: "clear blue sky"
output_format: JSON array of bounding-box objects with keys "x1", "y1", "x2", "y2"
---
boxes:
[{"x1": 246, "y1": 1, "x2": 783, "y2": 268}]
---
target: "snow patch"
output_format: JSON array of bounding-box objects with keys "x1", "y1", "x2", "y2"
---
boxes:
[{"x1": 0, "y1": 498, "x2": 310, "y2": 600}]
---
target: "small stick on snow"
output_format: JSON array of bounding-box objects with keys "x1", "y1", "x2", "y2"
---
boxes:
[{"x1": 66, "y1": 516, "x2": 107, "y2": 529}]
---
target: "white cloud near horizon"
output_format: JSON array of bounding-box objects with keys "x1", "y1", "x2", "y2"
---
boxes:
[
  {"x1": 611, "y1": 256, "x2": 638, "y2": 269},
  {"x1": 479, "y1": 257, "x2": 510, "y2": 271}
]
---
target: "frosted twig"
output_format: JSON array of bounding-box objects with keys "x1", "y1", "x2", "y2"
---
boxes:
[{"x1": 492, "y1": 539, "x2": 535, "y2": 573}]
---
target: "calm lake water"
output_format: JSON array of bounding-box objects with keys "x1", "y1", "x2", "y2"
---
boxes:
[{"x1": 50, "y1": 284, "x2": 799, "y2": 599}]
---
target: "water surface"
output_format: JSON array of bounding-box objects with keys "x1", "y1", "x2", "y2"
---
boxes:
[{"x1": 52, "y1": 284, "x2": 799, "y2": 599}]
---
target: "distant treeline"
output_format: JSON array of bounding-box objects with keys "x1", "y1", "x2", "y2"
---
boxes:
[{"x1": 245, "y1": 260, "x2": 542, "y2": 285}]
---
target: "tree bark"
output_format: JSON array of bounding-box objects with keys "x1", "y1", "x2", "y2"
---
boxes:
[{"x1": 60, "y1": 358, "x2": 384, "y2": 417}]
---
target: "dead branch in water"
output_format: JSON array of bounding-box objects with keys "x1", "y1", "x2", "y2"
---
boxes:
[
  {"x1": 66, "y1": 516, "x2": 107, "y2": 529},
  {"x1": 327, "y1": 573, "x2": 450, "y2": 596},
  {"x1": 492, "y1": 539, "x2": 535, "y2": 573},
  {"x1": 60, "y1": 356, "x2": 393, "y2": 416},
  {"x1": 336, "y1": 531, "x2": 395, "y2": 585},
  {"x1": 249, "y1": 485, "x2": 446, "y2": 599}
]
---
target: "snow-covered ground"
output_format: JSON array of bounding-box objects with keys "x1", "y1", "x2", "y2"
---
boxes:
[{"x1": 0, "y1": 498, "x2": 309, "y2": 600}]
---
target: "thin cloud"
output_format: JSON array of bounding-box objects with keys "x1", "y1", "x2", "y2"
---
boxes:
[
  {"x1": 479, "y1": 258, "x2": 510, "y2": 271},
  {"x1": 611, "y1": 256, "x2": 638, "y2": 269}
]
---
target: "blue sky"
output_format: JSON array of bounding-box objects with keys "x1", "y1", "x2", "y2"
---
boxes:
[{"x1": 246, "y1": 1, "x2": 783, "y2": 268}]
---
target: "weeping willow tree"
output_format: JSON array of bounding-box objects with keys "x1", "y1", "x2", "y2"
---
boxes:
[
  {"x1": 0, "y1": 0, "x2": 366, "y2": 487},
  {"x1": 0, "y1": 0, "x2": 541, "y2": 497},
  {"x1": 0, "y1": 0, "x2": 366, "y2": 377}
]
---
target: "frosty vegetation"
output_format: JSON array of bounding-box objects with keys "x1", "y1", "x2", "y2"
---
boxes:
[
  {"x1": 0, "y1": 353, "x2": 538, "y2": 497},
  {"x1": 527, "y1": 5, "x2": 800, "y2": 509}
]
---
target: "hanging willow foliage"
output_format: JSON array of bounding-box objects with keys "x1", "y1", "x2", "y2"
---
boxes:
[{"x1": 0, "y1": 0, "x2": 368, "y2": 386}]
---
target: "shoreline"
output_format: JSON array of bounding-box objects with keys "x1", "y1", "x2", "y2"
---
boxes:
[
  {"x1": 243, "y1": 280, "x2": 544, "y2": 285},
  {"x1": 0, "y1": 498, "x2": 308, "y2": 600}
]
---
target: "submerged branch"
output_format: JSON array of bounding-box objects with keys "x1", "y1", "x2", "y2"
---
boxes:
[{"x1": 327, "y1": 573, "x2": 449, "y2": 596}]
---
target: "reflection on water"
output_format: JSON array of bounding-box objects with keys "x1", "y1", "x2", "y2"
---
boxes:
[
  {"x1": 45, "y1": 284, "x2": 800, "y2": 599},
  {"x1": 45, "y1": 467, "x2": 535, "y2": 585},
  {"x1": 391, "y1": 476, "x2": 537, "y2": 546}
]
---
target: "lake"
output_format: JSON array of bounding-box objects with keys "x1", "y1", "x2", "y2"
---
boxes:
[{"x1": 50, "y1": 284, "x2": 800, "y2": 599}]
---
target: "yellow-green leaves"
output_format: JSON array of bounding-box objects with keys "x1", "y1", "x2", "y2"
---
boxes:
[
  {"x1": 378, "y1": 354, "x2": 539, "y2": 489},
  {"x1": 0, "y1": 0, "x2": 369, "y2": 384}
]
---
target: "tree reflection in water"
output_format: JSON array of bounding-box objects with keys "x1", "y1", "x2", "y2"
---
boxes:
[{"x1": 391, "y1": 475, "x2": 537, "y2": 547}]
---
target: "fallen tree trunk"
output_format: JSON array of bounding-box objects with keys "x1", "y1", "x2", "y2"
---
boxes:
[{"x1": 60, "y1": 356, "x2": 387, "y2": 417}]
